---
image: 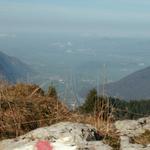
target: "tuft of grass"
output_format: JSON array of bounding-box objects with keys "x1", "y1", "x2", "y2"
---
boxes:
[
  {"x1": 0, "y1": 82, "x2": 72, "y2": 140},
  {"x1": 130, "y1": 130, "x2": 150, "y2": 145},
  {"x1": 103, "y1": 134, "x2": 120, "y2": 150}
]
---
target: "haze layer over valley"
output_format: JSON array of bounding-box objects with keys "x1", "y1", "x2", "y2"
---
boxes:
[{"x1": 1, "y1": 33, "x2": 150, "y2": 98}]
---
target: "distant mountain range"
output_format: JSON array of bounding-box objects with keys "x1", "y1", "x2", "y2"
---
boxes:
[
  {"x1": 2, "y1": 50, "x2": 150, "y2": 100},
  {"x1": 0, "y1": 51, "x2": 33, "y2": 82},
  {"x1": 100, "y1": 66, "x2": 150, "y2": 100}
]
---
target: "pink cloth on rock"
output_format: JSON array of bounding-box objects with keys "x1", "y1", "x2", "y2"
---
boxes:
[{"x1": 36, "y1": 140, "x2": 53, "y2": 150}]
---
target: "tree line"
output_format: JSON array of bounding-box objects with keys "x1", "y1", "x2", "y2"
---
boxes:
[{"x1": 79, "y1": 88, "x2": 150, "y2": 120}]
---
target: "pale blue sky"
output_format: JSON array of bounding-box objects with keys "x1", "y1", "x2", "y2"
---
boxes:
[{"x1": 0, "y1": 0, "x2": 150, "y2": 37}]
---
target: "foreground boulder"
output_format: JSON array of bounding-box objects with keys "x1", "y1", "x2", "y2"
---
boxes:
[
  {"x1": 0, "y1": 122, "x2": 112, "y2": 150},
  {"x1": 115, "y1": 116, "x2": 150, "y2": 150}
]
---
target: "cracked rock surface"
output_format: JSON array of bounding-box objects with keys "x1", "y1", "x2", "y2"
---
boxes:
[
  {"x1": 0, "y1": 122, "x2": 112, "y2": 150},
  {"x1": 115, "y1": 117, "x2": 150, "y2": 150}
]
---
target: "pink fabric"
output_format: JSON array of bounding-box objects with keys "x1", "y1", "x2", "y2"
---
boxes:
[{"x1": 36, "y1": 140, "x2": 53, "y2": 150}]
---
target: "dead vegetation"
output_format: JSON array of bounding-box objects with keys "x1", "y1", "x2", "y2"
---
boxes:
[
  {"x1": 103, "y1": 134, "x2": 120, "y2": 150},
  {"x1": 0, "y1": 82, "x2": 71, "y2": 139},
  {"x1": 0, "y1": 81, "x2": 120, "y2": 149},
  {"x1": 130, "y1": 130, "x2": 150, "y2": 145}
]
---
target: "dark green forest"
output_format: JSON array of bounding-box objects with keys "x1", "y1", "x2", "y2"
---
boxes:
[{"x1": 80, "y1": 88, "x2": 150, "y2": 120}]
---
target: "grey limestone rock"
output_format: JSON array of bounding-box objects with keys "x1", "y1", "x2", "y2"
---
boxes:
[
  {"x1": 0, "y1": 122, "x2": 112, "y2": 150},
  {"x1": 115, "y1": 117, "x2": 150, "y2": 150}
]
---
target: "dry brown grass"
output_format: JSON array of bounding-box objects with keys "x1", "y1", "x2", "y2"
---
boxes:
[
  {"x1": 0, "y1": 97, "x2": 72, "y2": 139},
  {"x1": 0, "y1": 82, "x2": 44, "y2": 99},
  {"x1": 0, "y1": 82, "x2": 119, "y2": 149},
  {"x1": 0, "y1": 82, "x2": 72, "y2": 139},
  {"x1": 130, "y1": 130, "x2": 150, "y2": 145}
]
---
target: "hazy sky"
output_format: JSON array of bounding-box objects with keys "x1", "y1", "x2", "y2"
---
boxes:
[{"x1": 0, "y1": 0, "x2": 150, "y2": 37}]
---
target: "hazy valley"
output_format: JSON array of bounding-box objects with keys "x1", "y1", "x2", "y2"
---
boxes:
[{"x1": 1, "y1": 33, "x2": 150, "y2": 101}]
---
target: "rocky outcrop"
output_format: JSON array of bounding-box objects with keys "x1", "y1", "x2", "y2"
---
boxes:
[
  {"x1": 0, "y1": 122, "x2": 112, "y2": 150},
  {"x1": 1, "y1": 117, "x2": 150, "y2": 150},
  {"x1": 115, "y1": 117, "x2": 150, "y2": 150}
]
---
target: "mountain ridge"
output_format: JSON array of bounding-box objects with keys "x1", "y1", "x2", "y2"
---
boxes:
[
  {"x1": 101, "y1": 66, "x2": 150, "y2": 100},
  {"x1": 0, "y1": 51, "x2": 33, "y2": 82}
]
